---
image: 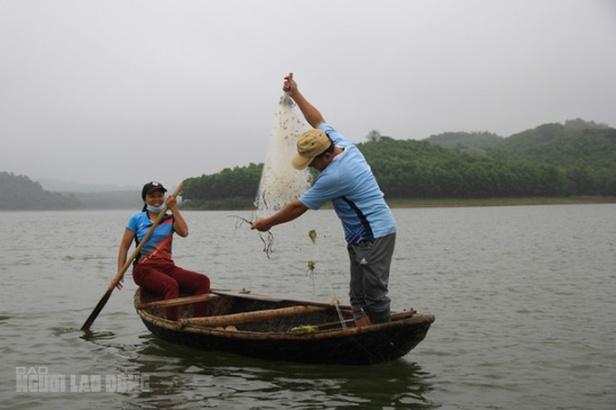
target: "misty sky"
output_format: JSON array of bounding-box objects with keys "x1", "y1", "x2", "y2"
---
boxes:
[{"x1": 1, "y1": 0, "x2": 615, "y2": 186}]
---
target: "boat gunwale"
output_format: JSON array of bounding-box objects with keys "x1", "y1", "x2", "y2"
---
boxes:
[{"x1": 134, "y1": 289, "x2": 435, "y2": 341}]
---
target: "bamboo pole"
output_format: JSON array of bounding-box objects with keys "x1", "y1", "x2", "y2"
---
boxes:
[
  {"x1": 138, "y1": 293, "x2": 220, "y2": 310},
  {"x1": 211, "y1": 289, "x2": 354, "y2": 311},
  {"x1": 287, "y1": 309, "x2": 418, "y2": 334},
  {"x1": 181, "y1": 305, "x2": 328, "y2": 327}
]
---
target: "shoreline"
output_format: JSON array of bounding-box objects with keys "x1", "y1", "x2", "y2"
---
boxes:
[
  {"x1": 386, "y1": 196, "x2": 616, "y2": 208},
  {"x1": 182, "y1": 195, "x2": 616, "y2": 211},
  {"x1": 2, "y1": 196, "x2": 614, "y2": 212}
]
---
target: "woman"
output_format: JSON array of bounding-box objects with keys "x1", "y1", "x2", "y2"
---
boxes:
[{"x1": 111, "y1": 181, "x2": 211, "y2": 321}]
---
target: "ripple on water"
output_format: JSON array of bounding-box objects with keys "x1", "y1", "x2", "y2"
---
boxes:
[
  {"x1": 49, "y1": 326, "x2": 81, "y2": 337},
  {"x1": 80, "y1": 330, "x2": 116, "y2": 341}
]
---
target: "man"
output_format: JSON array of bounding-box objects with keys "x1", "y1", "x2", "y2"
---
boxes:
[{"x1": 251, "y1": 74, "x2": 397, "y2": 326}]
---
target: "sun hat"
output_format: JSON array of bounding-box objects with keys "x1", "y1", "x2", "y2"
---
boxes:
[{"x1": 291, "y1": 129, "x2": 332, "y2": 170}]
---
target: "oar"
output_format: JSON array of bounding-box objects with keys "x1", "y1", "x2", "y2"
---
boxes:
[{"x1": 80, "y1": 180, "x2": 185, "y2": 331}]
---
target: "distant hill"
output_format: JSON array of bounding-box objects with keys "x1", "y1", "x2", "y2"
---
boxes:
[
  {"x1": 426, "y1": 119, "x2": 613, "y2": 157},
  {"x1": 426, "y1": 119, "x2": 614, "y2": 167},
  {"x1": 0, "y1": 171, "x2": 82, "y2": 210},
  {"x1": 426, "y1": 131, "x2": 503, "y2": 151},
  {"x1": 490, "y1": 120, "x2": 616, "y2": 169},
  {"x1": 0, "y1": 172, "x2": 143, "y2": 210},
  {"x1": 9, "y1": 119, "x2": 611, "y2": 211},
  {"x1": 67, "y1": 191, "x2": 142, "y2": 210},
  {"x1": 37, "y1": 178, "x2": 138, "y2": 193}
]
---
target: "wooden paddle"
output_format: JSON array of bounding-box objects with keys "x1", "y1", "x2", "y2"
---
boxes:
[{"x1": 80, "y1": 180, "x2": 185, "y2": 331}]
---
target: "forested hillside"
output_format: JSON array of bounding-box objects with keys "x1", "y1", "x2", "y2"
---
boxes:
[
  {"x1": 491, "y1": 121, "x2": 615, "y2": 169},
  {"x1": 177, "y1": 119, "x2": 616, "y2": 209},
  {"x1": 426, "y1": 131, "x2": 503, "y2": 150},
  {"x1": 0, "y1": 172, "x2": 82, "y2": 210},
  {"x1": 357, "y1": 139, "x2": 569, "y2": 197},
  {"x1": 183, "y1": 163, "x2": 263, "y2": 209}
]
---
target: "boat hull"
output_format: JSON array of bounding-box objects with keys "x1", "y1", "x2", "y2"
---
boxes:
[{"x1": 135, "y1": 289, "x2": 434, "y2": 365}]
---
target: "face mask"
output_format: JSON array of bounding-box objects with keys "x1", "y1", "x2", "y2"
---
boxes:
[{"x1": 146, "y1": 204, "x2": 166, "y2": 213}]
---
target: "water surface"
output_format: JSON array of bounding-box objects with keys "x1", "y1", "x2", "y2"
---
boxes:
[{"x1": 1, "y1": 205, "x2": 615, "y2": 409}]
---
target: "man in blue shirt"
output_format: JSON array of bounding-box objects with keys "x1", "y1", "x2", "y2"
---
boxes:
[{"x1": 252, "y1": 74, "x2": 396, "y2": 326}]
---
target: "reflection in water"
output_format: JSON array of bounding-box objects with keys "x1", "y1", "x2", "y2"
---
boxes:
[
  {"x1": 113, "y1": 335, "x2": 436, "y2": 408},
  {"x1": 79, "y1": 329, "x2": 116, "y2": 341}
]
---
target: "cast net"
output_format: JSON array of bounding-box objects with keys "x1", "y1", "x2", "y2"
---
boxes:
[{"x1": 254, "y1": 94, "x2": 312, "y2": 216}]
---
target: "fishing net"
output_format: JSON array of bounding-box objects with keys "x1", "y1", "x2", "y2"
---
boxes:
[{"x1": 254, "y1": 94, "x2": 312, "y2": 216}]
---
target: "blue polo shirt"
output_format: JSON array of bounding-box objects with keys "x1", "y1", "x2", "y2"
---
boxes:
[
  {"x1": 299, "y1": 123, "x2": 396, "y2": 244},
  {"x1": 127, "y1": 212, "x2": 174, "y2": 260}
]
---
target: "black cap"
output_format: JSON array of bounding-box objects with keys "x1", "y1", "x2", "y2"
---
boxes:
[{"x1": 141, "y1": 181, "x2": 167, "y2": 200}]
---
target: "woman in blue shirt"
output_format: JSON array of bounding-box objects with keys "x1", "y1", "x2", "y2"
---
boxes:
[{"x1": 112, "y1": 181, "x2": 211, "y2": 321}]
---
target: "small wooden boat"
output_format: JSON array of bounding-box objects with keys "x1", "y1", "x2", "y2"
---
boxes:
[{"x1": 135, "y1": 288, "x2": 434, "y2": 365}]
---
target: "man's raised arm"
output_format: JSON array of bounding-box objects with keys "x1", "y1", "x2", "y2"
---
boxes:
[{"x1": 283, "y1": 73, "x2": 325, "y2": 129}]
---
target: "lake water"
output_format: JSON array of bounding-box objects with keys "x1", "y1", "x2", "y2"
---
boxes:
[{"x1": 1, "y1": 205, "x2": 615, "y2": 409}]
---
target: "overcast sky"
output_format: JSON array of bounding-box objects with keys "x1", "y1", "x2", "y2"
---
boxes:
[{"x1": 1, "y1": 0, "x2": 615, "y2": 186}]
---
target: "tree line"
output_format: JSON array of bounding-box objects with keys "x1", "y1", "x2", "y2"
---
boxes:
[{"x1": 183, "y1": 120, "x2": 616, "y2": 208}]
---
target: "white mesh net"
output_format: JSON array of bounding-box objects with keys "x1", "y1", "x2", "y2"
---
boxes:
[{"x1": 254, "y1": 94, "x2": 312, "y2": 216}]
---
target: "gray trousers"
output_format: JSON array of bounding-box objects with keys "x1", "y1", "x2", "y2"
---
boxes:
[{"x1": 347, "y1": 233, "x2": 396, "y2": 323}]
